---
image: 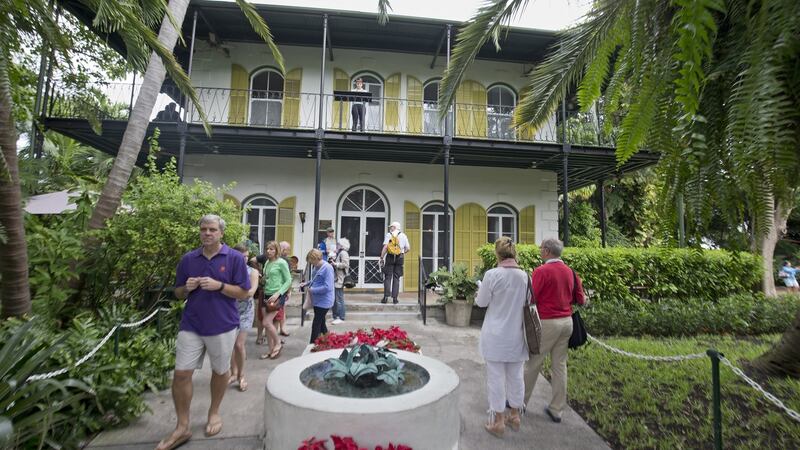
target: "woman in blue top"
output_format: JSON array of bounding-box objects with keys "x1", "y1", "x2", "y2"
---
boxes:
[
  {"x1": 301, "y1": 249, "x2": 335, "y2": 344},
  {"x1": 780, "y1": 261, "x2": 799, "y2": 292}
]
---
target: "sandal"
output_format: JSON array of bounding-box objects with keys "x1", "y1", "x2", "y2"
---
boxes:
[
  {"x1": 279, "y1": 331, "x2": 290, "y2": 337},
  {"x1": 155, "y1": 430, "x2": 192, "y2": 450},
  {"x1": 205, "y1": 417, "x2": 223, "y2": 437},
  {"x1": 255, "y1": 337, "x2": 265, "y2": 345},
  {"x1": 269, "y1": 345, "x2": 283, "y2": 360},
  {"x1": 238, "y1": 377, "x2": 248, "y2": 392}
]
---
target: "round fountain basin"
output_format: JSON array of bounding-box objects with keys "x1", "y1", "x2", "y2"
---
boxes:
[{"x1": 264, "y1": 349, "x2": 460, "y2": 450}]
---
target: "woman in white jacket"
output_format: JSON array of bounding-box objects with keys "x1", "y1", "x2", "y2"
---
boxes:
[
  {"x1": 475, "y1": 237, "x2": 529, "y2": 437},
  {"x1": 331, "y1": 238, "x2": 351, "y2": 324}
]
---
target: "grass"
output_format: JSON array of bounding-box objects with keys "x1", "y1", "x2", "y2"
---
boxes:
[{"x1": 557, "y1": 335, "x2": 800, "y2": 449}]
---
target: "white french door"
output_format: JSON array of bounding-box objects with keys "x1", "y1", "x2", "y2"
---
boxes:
[{"x1": 338, "y1": 187, "x2": 387, "y2": 287}]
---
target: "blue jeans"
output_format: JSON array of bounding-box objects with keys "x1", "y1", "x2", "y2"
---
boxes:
[{"x1": 333, "y1": 288, "x2": 345, "y2": 320}]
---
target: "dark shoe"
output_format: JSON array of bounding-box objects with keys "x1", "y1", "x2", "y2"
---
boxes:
[
  {"x1": 392, "y1": 298, "x2": 399, "y2": 304},
  {"x1": 545, "y1": 407, "x2": 561, "y2": 423},
  {"x1": 381, "y1": 298, "x2": 388, "y2": 304}
]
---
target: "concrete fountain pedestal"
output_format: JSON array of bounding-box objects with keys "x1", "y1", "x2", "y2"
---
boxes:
[{"x1": 264, "y1": 349, "x2": 460, "y2": 450}]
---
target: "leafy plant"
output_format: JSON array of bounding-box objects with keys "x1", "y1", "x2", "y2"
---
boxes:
[
  {"x1": 428, "y1": 263, "x2": 479, "y2": 304},
  {"x1": 0, "y1": 319, "x2": 93, "y2": 448},
  {"x1": 324, "y1": 344, "x2": 405, "y2": 388}
]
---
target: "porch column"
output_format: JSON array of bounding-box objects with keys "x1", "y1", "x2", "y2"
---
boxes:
[
  {"x1": 178, "y1": 10, "x2": 198, "y2": 182},
  {"x1": 561, "y1": 101, "x2": 570, "y2": 246},
  {"x1": 598, "y1": 179, "x2": 607, "y2": 247},
  {"x1": 32, "y1": 1, "x2": 57, "y2": 159},
  {"x1": 312, "y1": 14, "x2": 328, "y2": 240},
  {"x1": 442, "y1": 23, "x2": 452, "y2": 270}
]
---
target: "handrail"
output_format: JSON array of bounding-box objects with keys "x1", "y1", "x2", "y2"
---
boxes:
[
  {"x1": 418, "y1": 255, "x2": 429, "y2": 325},
  {"x1": 45, "y1": 81, "x2": 615, "y2": 146}
]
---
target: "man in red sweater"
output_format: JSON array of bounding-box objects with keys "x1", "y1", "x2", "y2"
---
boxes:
[{"x1": 525, "y1": 238, "x2": 585, "y2": 423}]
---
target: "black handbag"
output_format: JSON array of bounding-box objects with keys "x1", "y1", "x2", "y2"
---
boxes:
[
  {"x1": 343, "y1": 273, "x2": 356, "y2": 289},
  {"x1": 568, "y1": 269, "x2": 588, "y2": 349}
]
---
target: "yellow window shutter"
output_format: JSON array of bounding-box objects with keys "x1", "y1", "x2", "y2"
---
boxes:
[
  {"x1": 454, "y1": 203, "x2": 487, "y2": 275},
  {"x1": 455, "y1": 80, "x2": 485, "y2": 138},
  {"x1": 277, "y1": 196, "x2": 296, "y2": 254},
  {"x1": 519, "y1": 205, "x2": 536, "y2": 244},
  {"x1": 282, "y1": 68, "x2": 302, "y2": 128},
  {"x1": 385, "y1": 73, "x2": 401, "y2": 132},
  {"x1": 407, "y1": 76, "x2": 423, "y2": 134},
  {"x1": 403, "y1": 201, "x2": 421, "y2": 291},
  {"x1": 469, "y1": 203, "x2": 487, "y2": 274},
  {"x1": 229, "y1": 64, "x2": 250, "y2": 125},
  {"x1": 472, "y1": 81, "x2": 487, "y2": 138},
  {"x1": 331, "y1": 68, "x2": 350, "y2": 129},
  {"x1": 223, "y1": 193, "x2": 240, "y2": 207}
]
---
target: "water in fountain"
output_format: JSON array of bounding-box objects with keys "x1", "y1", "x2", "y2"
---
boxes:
[{"x1": 300, "y1": 360, "x2": 431, "y2": 399}]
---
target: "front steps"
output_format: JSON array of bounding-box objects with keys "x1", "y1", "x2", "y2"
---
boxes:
[{"x1": 284, "y1": 292, "x2": 443, "y2": 323}]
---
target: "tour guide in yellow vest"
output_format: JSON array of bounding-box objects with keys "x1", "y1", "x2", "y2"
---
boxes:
[{"x1": 380, "y1": 221, "x2": 411, "y2": 304}]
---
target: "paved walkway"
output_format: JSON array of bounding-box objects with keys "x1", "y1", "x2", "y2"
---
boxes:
[{"x1": 87, "y1": 315, "x2": 610, "y2": 450}]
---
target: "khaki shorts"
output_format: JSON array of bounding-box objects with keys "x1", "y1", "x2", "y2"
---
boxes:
[{"x1": 175, "y1": 328, "x2": 237, "y2": 375}]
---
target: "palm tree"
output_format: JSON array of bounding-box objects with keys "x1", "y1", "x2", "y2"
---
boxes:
[{"x1": 441, "y1": 0, "x2": 800, "y2": 376}]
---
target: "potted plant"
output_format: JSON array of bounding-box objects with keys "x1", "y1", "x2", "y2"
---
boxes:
[{"x1": 428, "y1": 263, "x2": 478, "y2": 327}]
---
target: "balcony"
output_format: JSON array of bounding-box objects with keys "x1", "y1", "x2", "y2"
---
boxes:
[{"x1": 46, "y1": 82, "x2": 615, "y2": 146}]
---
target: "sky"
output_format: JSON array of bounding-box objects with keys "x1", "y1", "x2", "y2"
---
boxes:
[{"x1": 247, "y1": 0, "x2": 593, "y2": 31}]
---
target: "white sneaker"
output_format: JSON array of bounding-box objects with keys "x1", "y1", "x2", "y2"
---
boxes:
[{"x1": 332, "y1": 318, "x2": 343, "y2": 325}]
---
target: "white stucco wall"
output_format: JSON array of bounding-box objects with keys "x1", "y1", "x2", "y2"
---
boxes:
[
  {"x1": 188, "y1": 41, "x2": 558, "y2": 137},
  {"x1": 183, "y1": 154, "x2": 559, "y2": 259}
]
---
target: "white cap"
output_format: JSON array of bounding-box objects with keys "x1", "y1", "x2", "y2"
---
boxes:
[{"x1": 390, "y1": 221, "x2": 401, "y2": 230}]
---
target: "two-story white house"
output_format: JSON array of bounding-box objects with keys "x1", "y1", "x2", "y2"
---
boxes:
[{"x1": 46, "y1": 1, "x2": 659, "y2": 293}]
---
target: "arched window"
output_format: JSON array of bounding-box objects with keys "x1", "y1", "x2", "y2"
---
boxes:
[
  {"x1": 487, "y1": 85, "x2": 516, "y2": 139},
  {"x1": 250, "y1": 69, "x2": 284, "y2": 126},
  {"x1": 487, "y1": 204, "x2": 517, "y2": 243},
  {"x1": 423, "y1": 81, "x2": 442, "y2": 135},
  {"x1": 352, "y1": 73, "x2": 383, "y2": 131},
  {"x1": 243, "y1": 196, "x2": 277, "y2": 253},
  {"x1": 421, "y1": 202, "x2": 454, "y2": 275}
]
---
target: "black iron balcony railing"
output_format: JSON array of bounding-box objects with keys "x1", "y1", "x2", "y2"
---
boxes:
[{"x1": 47, "y1": 82, "x2": 616, "y2": 146}]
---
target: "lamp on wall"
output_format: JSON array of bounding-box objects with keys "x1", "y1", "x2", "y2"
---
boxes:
[{"x1": 298, "y1": 211, "x2": 306, "y2": 232}]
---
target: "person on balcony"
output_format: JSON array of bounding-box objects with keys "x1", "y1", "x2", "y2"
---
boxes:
[
  {"x1": 155, "y1": 102, "x2": 181, "y2": 122},
  {"x1": 351, "y1": 77, "x2": 367, "y2": 132}
]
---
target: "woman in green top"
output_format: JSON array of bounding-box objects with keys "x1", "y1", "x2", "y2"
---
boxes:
[{"x1": 259, "y1": 241, "x2": 292, "y2": 360}]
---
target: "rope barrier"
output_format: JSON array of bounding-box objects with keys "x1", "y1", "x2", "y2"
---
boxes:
[
  {"x1": 586, "y1": 333, "x2": 800, "y2": 424},
  {"x1": 26, "y1": 307, "x2": 172, "y2": 382}
]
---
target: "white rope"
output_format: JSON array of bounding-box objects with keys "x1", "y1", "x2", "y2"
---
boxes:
[
  {"x1": 718, "y1": 356, "x2": 800, "y2": 423},
  {"x1": 26, "y1": 307, "x2": 172, "y2": 382},
  {"x1": 587, "y1": 334, "x2": 707, "y2": 362}
]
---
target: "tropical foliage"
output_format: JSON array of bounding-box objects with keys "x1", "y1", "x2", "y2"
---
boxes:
[
  {"x1": 325, "y1": 344, "x2": 406, "y2": 388},
  {"x1": 428, "y1": 263, "x2": 479, "y2": 304}
]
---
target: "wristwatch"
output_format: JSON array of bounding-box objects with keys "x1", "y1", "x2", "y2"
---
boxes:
[{"x1": 216, "y1": 282, "x2": 225, "y2": 292}]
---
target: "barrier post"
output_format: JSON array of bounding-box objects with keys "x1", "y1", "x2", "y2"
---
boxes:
[{"x1": 707, "y1": 349, "x2": 723, "y2": 450}]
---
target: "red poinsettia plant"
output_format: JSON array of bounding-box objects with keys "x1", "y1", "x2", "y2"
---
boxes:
[
  {"x1": 298, "y1": 435, "x2": 412, "y2": 450},
  {"x1": 312, "y1": 326, "x2": 421, "y2": 353}
]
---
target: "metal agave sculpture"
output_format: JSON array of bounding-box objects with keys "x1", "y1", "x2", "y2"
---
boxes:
[{"x1": 323, "y1": 343, "x2": 405, "y2": 388}]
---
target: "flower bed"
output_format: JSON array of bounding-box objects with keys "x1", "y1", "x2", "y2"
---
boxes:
[
  {"x1": 300, "y1": 435, "x2": 412, "y2": 450},
  {"x1": 311, "y1": 326, "x2": 420, "y2": 353}
]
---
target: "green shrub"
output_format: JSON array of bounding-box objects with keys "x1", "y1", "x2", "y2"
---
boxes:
[
  {"x1": 582, "y1": 293, "x2": 800, "y2": 336},
  {"x1": 477, "y1": 245, "x2": 762, "y2": 303}
]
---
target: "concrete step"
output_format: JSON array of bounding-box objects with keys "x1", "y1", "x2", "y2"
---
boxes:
[{"x1": 331, "y1": 311, "x2": 421, "y2": 322}]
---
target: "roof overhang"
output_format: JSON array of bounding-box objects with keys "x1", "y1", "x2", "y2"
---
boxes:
[
  {"x1": 43, "y1": 118, "x2": 660, "y2": 191},
  {"x1": 56, "y1": 0, "x2": 559, "y2": 68}
]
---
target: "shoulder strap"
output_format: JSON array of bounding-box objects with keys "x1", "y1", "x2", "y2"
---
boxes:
[{"x1": 571, "y1": 268, "x2": 578, "y2": 305}]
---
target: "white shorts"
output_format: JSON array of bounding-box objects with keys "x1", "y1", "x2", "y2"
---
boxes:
[
  {"x1": 175, "y1": 328, "x2": 237, "y2": 374},
  {"x1": 783, "y1": 277, "x2": 799, "y2": 288}
]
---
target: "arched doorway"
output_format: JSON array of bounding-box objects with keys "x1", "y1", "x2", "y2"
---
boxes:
[
  {"x1": 421, "y1": 202, "x2": 453, "y2": 275},
  {"x1": 338, "y1": 186, "x2": 388, "y2": 287}
]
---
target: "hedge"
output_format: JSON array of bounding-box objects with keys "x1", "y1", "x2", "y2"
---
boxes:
[
  {"x1": 477, "y1": 245, "x2": 762, "y2": 303},
  {"x1": 581, "y1": 293, "x2": 800, "y2": 336}
]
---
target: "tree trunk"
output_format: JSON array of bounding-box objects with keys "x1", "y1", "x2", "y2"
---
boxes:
[
  {"x1": 759, "y1": 196, "x2": 791, "y2": 298},
  {"x1": 0, "y1": 56, "x2": 32, "y2": 318},
  {"x1": 751, "y1": 308, "x2": 800, "y2": 378},
  {"x1": 87, "y1": 0, "x2": 190, "y2": 231}
]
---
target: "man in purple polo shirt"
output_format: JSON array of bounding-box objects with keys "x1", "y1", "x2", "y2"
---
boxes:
[{"x1": 156, "y1": 214, "x2": 250, "y2": 450}]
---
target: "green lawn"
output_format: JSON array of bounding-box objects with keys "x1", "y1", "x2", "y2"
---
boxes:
[{"x1": 561, "y1": 335, "x2": 800, "y2": 449}]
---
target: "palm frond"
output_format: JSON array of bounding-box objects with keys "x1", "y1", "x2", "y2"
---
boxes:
[
  {"x1": 235, "y1": 0, "x2": 285, "y2": 75},
  {"x1": 513, "y1": 0, "x2": 634, "y2": 132},
  {"x1": 438, "y1": 0, "x2": 530, "y2": 121},
  {"x1": 377, "y1": 0, "x2": 392, "y2": 26}
]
